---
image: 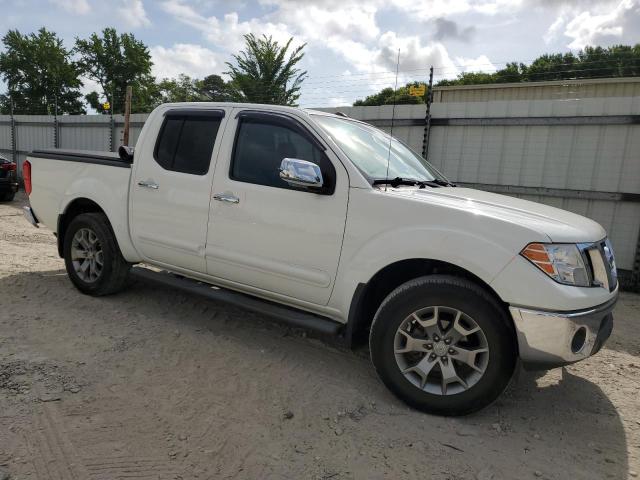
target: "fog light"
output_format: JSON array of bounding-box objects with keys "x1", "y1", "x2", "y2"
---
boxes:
[{"x1": 571, "y1": 327, "x2": 587, "y2": 353}]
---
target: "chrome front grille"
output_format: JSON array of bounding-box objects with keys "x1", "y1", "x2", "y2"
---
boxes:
[{"x1": 581, "y1": 239, "x2": 617, "y2": 291}]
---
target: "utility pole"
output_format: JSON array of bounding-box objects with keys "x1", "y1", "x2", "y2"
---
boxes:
[
  {"x1": 422, "y1": 65, "x2": 434, "y2": 160},
  {"x1": 123, "y1": 85, "x2": 132, "y2": 146},
  {"x1": 54, "y1": 95, "x2": 59, "y2": 149}
]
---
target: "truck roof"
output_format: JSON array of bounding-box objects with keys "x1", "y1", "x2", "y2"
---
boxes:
[{"x1": 158, "y1": 102, "x2": 339, "y2": 118}]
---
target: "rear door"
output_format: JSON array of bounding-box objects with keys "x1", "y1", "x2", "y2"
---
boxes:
[
  {"x1": 205, "y1": 109, "x2": 349, "y2": 306},
  {"x1": 130, "y1": 108, "x2": 228, "y2": 273}
]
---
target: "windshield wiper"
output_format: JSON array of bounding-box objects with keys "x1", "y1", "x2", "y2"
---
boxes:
[
  {"x1": 373, "y1": 177, "x2": 455, "y2": 188},
  {"x1": 430, "y1": 178, "x2": 456, "y2": 187}
]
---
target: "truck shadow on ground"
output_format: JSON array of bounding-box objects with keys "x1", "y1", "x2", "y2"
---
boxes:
[{"x1": 0, "y1": 269, "x2": 630, "y2": 479}]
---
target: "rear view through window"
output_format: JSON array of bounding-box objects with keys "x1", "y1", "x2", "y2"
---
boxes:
[{"x1": 154, "y1": 112, "x2": 223, "y2": 175}]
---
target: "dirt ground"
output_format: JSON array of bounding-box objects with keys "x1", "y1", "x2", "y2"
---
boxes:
[{"x1": 0, "y1": 191, "x2": 639, "y2": 480}]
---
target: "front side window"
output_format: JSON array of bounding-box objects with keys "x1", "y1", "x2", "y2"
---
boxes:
[
  {"x1": 312, "y1": 114, "x2": 448, "y2": 183},
  {"x1": 231, "y1": 116, "x2": 334, "y2": 192},
  {"x1": 154, "y1": 112, "x2": 222, "y2": 175}
]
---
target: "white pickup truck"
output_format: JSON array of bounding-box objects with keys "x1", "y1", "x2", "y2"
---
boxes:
[{"x1": 23, "y1": 103, "x2": 617, "y2": 415}]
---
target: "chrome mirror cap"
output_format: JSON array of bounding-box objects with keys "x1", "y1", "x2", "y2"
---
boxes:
[{"x1": 279, "y1": 158, "x2": 323, "y2": 189}]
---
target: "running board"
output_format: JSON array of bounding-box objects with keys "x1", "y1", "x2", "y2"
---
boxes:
[{"x1": 131, "y1": 266, "x2": 344, "y2": 337}]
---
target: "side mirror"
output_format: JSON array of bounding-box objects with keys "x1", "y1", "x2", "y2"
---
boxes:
[
  {"x1": 279, "y1": 158, "x2": 324, "y2": 190},
  {"x1": 118, "y1": 145, "x2": 134, "y2": 163}
]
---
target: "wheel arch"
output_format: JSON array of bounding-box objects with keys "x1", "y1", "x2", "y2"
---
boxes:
[
  {"x1": 57, "y1": 198, "x2": 106, "y2": 257},
  {"x1": 343, "y1": 258, "x2": 512, "y2": 347}
]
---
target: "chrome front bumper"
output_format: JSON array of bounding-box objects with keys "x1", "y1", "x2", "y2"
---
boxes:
[
  {"x1": 509, "y1": 295, "x2": 616, "y2": 370},
  {"x1": 23, "y1": 206, "x2": 39, "y2": 228}
]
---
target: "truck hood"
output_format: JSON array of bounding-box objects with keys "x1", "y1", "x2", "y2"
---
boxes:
[{"x1": 393, "y1": 186, "x2": 606, "y2": 243}]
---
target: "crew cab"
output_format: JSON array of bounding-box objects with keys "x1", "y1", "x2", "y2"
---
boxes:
[{"x1": 22, "y1": 103, "x2": 617, "y2": 415}]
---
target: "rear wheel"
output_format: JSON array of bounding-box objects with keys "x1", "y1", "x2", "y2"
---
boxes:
[
  {"x1": 63, "y1": 213, "x2": 130, "y2": 296},
  {"x1": 369, "y1": 275, "x2": 516, "y2": 416},
  {"x1": 0, "y1": 192, "x2": 15, "y2": 202}
]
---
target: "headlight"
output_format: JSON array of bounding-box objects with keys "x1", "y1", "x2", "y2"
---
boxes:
[{"x1": 521, "y1": 243, "x2": 590, "y2": 287}]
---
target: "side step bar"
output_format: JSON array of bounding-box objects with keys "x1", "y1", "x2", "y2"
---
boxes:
[{"x1": 131, "y1": 266, "x2": 344, "y2": 337}]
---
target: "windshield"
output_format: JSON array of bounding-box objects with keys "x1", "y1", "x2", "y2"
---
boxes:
[{"x1": 312, "y1": 114, "x2": 447, "y2": 183}]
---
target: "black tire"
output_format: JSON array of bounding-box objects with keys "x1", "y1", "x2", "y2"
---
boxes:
[
  {"x1": 63, "y1": 212, "x2": 130, "y2": 296},
  {"x1": 369, "y1": 275, "x2": 516, "y2": 416},
  {"x1": 0, "y1": 192, "x2": 15, "y2": 202}
]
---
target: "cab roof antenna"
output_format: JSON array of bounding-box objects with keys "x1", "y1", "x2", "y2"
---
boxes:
[{"x1": 384, "y1": 49, "x2": 400, "y2": 192}]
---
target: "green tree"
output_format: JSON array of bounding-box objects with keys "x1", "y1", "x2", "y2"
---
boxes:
[
  {"x1": 226, "y1": 34, "x2": 307, "y2": 105},
  {"x1": 155, "y1": 74, "x2": 233, "y2": 104},
  {"x1": 157, "y1": 74, "x2": 201, "y2": 103},
  {"x1": 436, "y1": 44, "x2": 640, "y2": 87},
  {"x1": 354, "y1": 82, "x2": 427, "y2": 106},
  {"x1": 196, "y1": 74, "x2": 232, "y2": 101},
  {"x1": 75, "y1": 28, "x2": 157, "y2": 113},
  {"x1": 0, "y1": 28, "x2": 84, "y2": 114}
]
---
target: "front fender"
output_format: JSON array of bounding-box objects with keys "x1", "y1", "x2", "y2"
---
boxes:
[{"x1": 329, "y1": 225, "x2": 519, "y2": 317}]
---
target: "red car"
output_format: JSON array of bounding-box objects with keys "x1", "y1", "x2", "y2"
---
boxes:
[{"x1": 0, "y1": 154, "x2": 18, "y2": 202}]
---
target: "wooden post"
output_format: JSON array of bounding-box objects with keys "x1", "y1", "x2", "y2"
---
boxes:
[{"x1": 123, "y1": 85, "x2": 132, "y2": 146}]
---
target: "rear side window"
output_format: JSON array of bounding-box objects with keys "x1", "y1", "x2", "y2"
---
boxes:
[
  {"x1": 231, "y1": 116, "x2": 334, "y2": 193},
  {"x1": 154, "y1": 112, "x2": 222, "y2": 175}
]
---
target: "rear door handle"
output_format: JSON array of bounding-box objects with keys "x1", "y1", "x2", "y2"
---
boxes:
[
  {"x1": 138, "y1": 180, "x2": 159, "y2": 189},
  {"x1": 213, "y1": 192, "x2": 239, "y2": 204}
]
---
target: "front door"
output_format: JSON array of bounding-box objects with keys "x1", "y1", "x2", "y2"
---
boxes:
[
  {"x1": 205, "y1": 109, "x2": 349, "y2": 305},
  {"x1": 130, "y1": 108, "x2": 228, "y2": 273}
]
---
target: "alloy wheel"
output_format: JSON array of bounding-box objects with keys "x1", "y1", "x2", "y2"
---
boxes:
[
  {"x1": 71, "y1": 227, "x2": 104, "y2": 283},
  {"x1": 394, "y1": 306, "x2": 489, "y2": 395}
]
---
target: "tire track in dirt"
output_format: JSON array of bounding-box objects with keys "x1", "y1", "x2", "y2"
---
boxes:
[{"x1": 29, "y1": 401, "x2": 90, "y2": 480}]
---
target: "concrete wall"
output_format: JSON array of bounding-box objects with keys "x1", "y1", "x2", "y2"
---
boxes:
[{"x1": 433, "y1": 77, "x2": 640, "y2": 103}]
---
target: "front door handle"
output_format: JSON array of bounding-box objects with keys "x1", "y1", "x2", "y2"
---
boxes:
[
  {"x1": 138, "y1": 180, "x2": 159, "y2": 190},
  {"x1": 213, "y1": 192, "x2": 240, "y2": 204}
]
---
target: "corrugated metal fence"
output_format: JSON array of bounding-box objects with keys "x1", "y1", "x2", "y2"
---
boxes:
[
  {"x1": 1, "y1": 94, "x2": 638, "y2": 290},
  {"x1": 0, "y1": 113, "x2": 148, "y2": 175}
]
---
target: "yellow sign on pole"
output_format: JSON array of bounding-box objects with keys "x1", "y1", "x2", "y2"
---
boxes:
[
  {"x1": 103, "y1": 102, "x2": 111, "y2": 111},
  {"x1": 409, "y1": 84, "x2": 426, "y2": 97}
]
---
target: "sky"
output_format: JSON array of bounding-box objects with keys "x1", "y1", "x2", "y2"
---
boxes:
[{"x1": 0, "y1": 0, "x2": 639, "y2": 107}]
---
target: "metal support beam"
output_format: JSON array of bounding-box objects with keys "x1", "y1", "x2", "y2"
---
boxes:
[{"x1": 9, "y1": 98, "x2": 16, "y2": 164}]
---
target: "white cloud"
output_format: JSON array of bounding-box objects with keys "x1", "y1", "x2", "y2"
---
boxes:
[
  {"x1": 260, "y1": 0, "x2": 380, "y2": 42},
  {"x1": 455, "y1": 54, "x2": 497, "y2": 73},
  {"x1": 117, "y1": 0, "x2": 151, "y2": 28},
  {"x1": 564, "y1": 0, "x2": 637, "y2": 49},
  {"x1": 386, "y1": 0, "x2": 524, "y2": 21},
  {"x1": 543, "y1": 15, "x2": 566, "y2": 44},
  {"x1": 150, "y1": 43, "x2": 226, "y2": 79},
  {"x1": 49, "y1": 0, "x2": 90, "y2": 15},
  {"x1": 161, "y1": 0, "x2": 297, "y2": 54}
]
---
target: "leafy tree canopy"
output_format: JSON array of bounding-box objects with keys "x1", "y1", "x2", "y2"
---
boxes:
[
  {"x1": 0, "y1": 28, "x2": 84, "y2": 114},
  {"x1": 354, "y1": 82, "x2": 428, "y2": 106},
  {"x1": 75, "y1": 27, "x2": 156, "y2": 114},
  {"x1": 226, "y1": 34, "x2": 307, "y2": 105},
  {"x1": 156, "y1": 74, "x2": 233, "y2": 104},
  {"x1": 355, "y1": 44, "x2": 640, "y2": 105},
  {"x1": 437, "y1": 44, "x2": 640, "y2": 86}
]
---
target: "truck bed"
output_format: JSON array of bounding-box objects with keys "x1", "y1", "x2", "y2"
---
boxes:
[
  {"x1": 30, "y1": 149, "x2": 131, "y2": 168},
  {"x1": 26, "y1": 148, "x2": 136, "y2": 259}
]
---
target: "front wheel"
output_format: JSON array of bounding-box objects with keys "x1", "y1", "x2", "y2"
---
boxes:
[
  {"x1": 369, "y1": 275, "x2": 516, "y2": 416},
  {"x1": 63, "y1": 213, "x2": 131, "y2": 296}
]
